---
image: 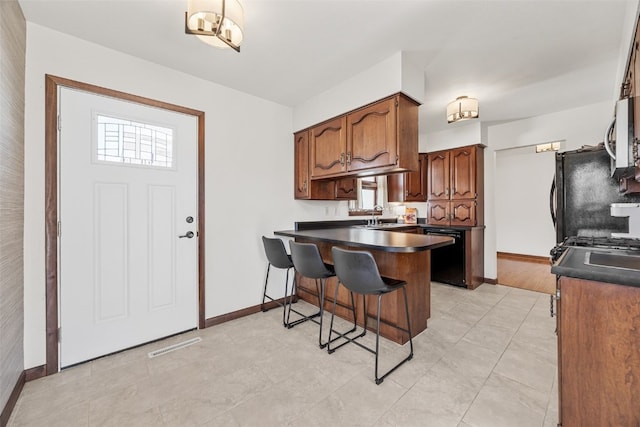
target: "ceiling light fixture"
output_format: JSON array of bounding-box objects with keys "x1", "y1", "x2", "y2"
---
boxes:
[
  {"x1": 446, "y1": 96, "x2": 479, "y2": 123},
  {"x1": 185, "y1": 0, "x2": 244, "y2": 52}
]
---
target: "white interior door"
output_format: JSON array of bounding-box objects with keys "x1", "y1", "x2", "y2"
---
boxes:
[{"x1": 59, "y1": 87, "x2": 198, "y2": 367}]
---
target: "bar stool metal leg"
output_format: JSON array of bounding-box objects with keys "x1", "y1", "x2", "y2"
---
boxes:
[
  {"x1": 326, "y1": 285, "x2": 365, "y2": 354},
  {"x1": 261, "y1": 236, "x2": 302, "y2": 328},
  {"x1": 284, "y1": 272, "x2": 321, "y2": 329},
  {"x1": 288, "y1": 241, "x2": 358, "y2": 347},
  {"x1": 328, "y1": 246, "x2": 414, "y2": 385}
]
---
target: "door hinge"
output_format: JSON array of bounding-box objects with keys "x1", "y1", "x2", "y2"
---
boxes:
[
  {"x1": 58, "y1": 327, "x2": 61, "y2": 343},
  {"x1": 57, "y1": 221, "x2": 61, "y2": 236},
  {"x1": 57, "y1": 114, "x2": 61, "y2": 131}
]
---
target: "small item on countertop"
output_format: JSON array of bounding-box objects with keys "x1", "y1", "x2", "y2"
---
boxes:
[
  {"x1": 397, "y1": 215, "x2": 405, "y2": 224},
  {"x1": 405, "y1": 208, "x2": 417, "y2": 224}
]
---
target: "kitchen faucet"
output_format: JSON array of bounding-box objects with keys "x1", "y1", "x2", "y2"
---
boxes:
[{"x1": 369, "y1": 205, "x2": 383, "y2": 226}]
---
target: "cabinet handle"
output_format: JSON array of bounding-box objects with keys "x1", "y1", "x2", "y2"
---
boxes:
[
  {"x1": 445, "y1": 188, "x2": 449, "y2": 197},
  {"x1": 346, "y1": 151, "x2": 351, "y2": 165},
  {"x1": 340, "y1": 153, "x2": 345, "y2": 166},
  {"x1": 303, "y1": 179, "x2": 307, "y2": 192},
  {"x1": 550, "y1": 289, "x2": 560, "y2": 318}
]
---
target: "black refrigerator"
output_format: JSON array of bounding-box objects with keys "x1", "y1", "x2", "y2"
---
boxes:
[{"x1": 552, "y1": 145, "x2": 640, "y2": 243}]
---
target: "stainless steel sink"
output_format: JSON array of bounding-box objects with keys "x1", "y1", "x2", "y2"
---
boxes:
[
  {"x1": 353, "y1": 223, "x2": 414, "y2": 230},
  {"x1": 585, "y1": 251, "x2": 640, "y2": 271}
]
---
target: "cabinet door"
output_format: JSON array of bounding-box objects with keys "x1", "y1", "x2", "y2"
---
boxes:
[
  {"x1": 558, "y1": 277, "x2": 640, "y2": 427},
  {"x1": 310, "y1": 117, "x2": 347, "y2": 179},
  {"x1": 335, "y1": 178, "x2": 357, "y2": 200},
  {"x1": 386, "y1": 172, "x2": 404, "y2": 203},
  {"x1": 427, "y1": 200, "x2": 450, "y2": 226},
  {"x1": 294, "y1": 130, "x2": 310, "y2": 199},
  {"x1": 450, "y1": 146, "x2": 476, "y2": 200},
  {"x1": 450, "y1": 200, "x2": 476, "y2": 227},
  {"x1": 427, "y1": 151, "x2": 449, "y2": 200},
  {"x1": 347, "y1": 97, "x2": 398, "y2": 173},
  {"x1": 405, "y1": 153, "x2": 428, "y2": 202}
]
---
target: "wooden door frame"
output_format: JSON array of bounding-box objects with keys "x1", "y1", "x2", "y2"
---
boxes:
[{"x1": 44, "y1": 74, "x2": 206, "y2": 375}]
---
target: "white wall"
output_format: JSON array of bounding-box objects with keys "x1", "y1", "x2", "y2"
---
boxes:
[
  {"x1": 487, "y1": 101, "x2": 612, "y2": 265},
  {"x1": 293, "y1": 51, "x2": 424, "y2": 131},
  {"x1": 494, "y1": 146, "x2": 556, "y2": 257},
  {"x1": 23, "y1": 23, "x2": 334, "y2": 368},
  {"x1": 421, "y1": 121, "x2": 483, "y2": 152}
]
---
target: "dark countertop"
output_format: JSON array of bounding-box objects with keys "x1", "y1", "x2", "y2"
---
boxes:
[
  {"x1": 551, "y1": 246, "x2": 640, "y2": 288},
  {"x1": 294, "y1": 219, "x2": 483, "y2": 231},
  {"x1": 274, "y1": 228, "x2": 454, "y2": 253}
]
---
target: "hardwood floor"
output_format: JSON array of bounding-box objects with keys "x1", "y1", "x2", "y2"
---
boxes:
[{"x1": 497, "y1": 252, "x2": 556, "y2": 295}]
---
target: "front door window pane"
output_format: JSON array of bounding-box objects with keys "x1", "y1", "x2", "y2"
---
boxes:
[{"x1": 96, "y1": 114, "x2": 174, "y2": 168}]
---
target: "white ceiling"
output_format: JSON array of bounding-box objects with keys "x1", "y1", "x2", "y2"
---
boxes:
[{"x1": 18, "y1": 0, "x2": 635, "y2": 133}]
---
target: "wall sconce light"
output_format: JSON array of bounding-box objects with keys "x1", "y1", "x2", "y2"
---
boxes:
[
  {"x1": 446, "y1": 96, "x2": 479, "y2": 123},
  {"x1": 185, "y1": 0, "x2": 244, "y2": 52},
  {"x1": 535, "y1": 141, "x2": 563, "y2": 153}
]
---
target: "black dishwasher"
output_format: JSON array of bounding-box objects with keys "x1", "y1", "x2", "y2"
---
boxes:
[{"x1": 423, "y1": 227, "x2": 465, "y2": 287}]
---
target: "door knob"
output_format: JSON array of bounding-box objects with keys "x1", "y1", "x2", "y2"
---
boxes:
[{"x1": 178, "y1": 231, "x2": 194, "y2": 238}]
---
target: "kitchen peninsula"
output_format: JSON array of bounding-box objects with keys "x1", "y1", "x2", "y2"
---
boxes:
[{"x1": 274, "y1": 227, "x2": 453, "y2": 344}]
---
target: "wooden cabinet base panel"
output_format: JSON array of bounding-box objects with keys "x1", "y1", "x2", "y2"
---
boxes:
[
  {"x1": 558, "y1": 277, "x2": 640, "y2": 426},
  {"x1": 294, "y1": 239, "x2": 430, "y2": 344}
]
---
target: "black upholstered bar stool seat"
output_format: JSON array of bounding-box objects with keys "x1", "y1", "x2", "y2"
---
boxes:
[
  {"x1": 289, "y1": 241, "x2": 357, "y2": 348},
  {"x1": 261, "y1": 236, "x2": 320, "y2": 328},
  {"x1": 328, "y1": 246, "x2": 414, "y2": 385}
]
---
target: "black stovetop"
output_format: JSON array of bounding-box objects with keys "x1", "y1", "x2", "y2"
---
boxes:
[{"x1": 550, "y1": 236, "x2": 640, "y2": 263}]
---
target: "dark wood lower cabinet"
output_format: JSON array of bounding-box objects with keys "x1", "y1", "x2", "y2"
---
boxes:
[{"x1": 557, "y1": 276, "x2": 640, "y2": 427}]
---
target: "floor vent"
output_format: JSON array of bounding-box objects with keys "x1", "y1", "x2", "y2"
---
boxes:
[{"x1": 148, "y1": 337, "x2": 202, "y2": 358}]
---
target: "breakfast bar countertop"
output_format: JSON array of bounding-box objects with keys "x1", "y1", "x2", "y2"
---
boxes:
[{"x1": 274, "y1": 227, "x2": 454, "y2": 253}]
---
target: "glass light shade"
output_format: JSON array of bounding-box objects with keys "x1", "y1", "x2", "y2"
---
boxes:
[
  {"x1": 186, "y1": 0, "x2": 244, "y2": 51},
  {"x1": 446, "y1": 96, "x2": 479, "y2": 123}
]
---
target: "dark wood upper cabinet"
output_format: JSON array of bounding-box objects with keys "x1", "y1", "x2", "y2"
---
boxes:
[
  {"x1": 310, "y1": 117, "x2": 348, "y2": 179},
  {"x1": 427, "y1": 151, "x2": 449, "y2": 200},
  {"x1": 294, "y1": 130, "x2": 311, "y2": 199},
  {"x1": 295, "y1": 129, "x2": 346, "y2": 200},
  {"x1": 450, "y1": 146, "x2": 477, "y2": 200},
  {"x1": 296, "y1": 93, "x2": 419, "y2": 200},
  {"x1": 346, "y1": 97, "x2": 398, "y2": 173},
  {"x1": 427, "y1": 144, "x2": 484, "y2": 227},
  {"x1": 335, "y1": 178, "x2": 357, "y2": 199},
  {"x1": 306, "y1": 93, "x2": 419, "y2": 181},
  {"x1": 388, "y1": 153, "x2": 427, "y2": 202}
]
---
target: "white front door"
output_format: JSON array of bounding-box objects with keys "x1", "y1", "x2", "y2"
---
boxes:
[{"x1": 59, "y1": 87, "x2": 198, "y2": 368}]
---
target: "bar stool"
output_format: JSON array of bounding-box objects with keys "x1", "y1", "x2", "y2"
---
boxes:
[
  {"x1": 289, "y1": 241, "x2": 357, "y2": 348},
  {"x1": 261, "y1": 236, "x2": 320, "y2": 328},
  {"x1": 328, "y1": 246, "x2": 414, "y2": 385}
]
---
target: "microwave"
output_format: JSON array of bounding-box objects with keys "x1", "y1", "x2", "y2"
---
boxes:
[{"x1": 605, "y1": 97, "x2": 636, "y2": 179}]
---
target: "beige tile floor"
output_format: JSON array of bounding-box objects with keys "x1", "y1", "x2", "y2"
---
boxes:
[{"x1": 9, "y1": 282, "x2": 558, "y2": 427}]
